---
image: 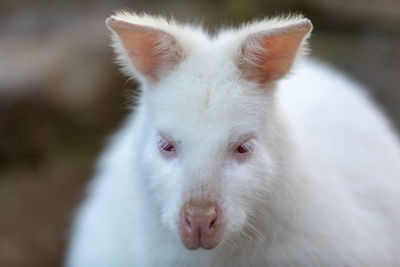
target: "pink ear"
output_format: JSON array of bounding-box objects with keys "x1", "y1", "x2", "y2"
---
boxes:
[
  {"x1": 237, "y1": 20, "x2": 312, "y2": 84},
  {"x1": 106, "y1": 16, "x2": 183, "y2": 82}
]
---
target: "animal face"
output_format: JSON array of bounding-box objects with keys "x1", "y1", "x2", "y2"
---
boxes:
[
  {"x1": 140, "y1": 62, "x2": 278, "y2": 249},
  {"x1": 106, "y1": 12, "x2": 312, "y2": 249}
]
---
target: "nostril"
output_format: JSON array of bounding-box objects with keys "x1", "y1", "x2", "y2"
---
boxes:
[
  {"x1": 209, "y1": 217, "x2": 216, "y2": 229},
  {"x1": 185, "y1": 216, "x2": 191, "y2": 228}
]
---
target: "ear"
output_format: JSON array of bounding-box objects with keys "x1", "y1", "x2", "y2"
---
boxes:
[
  {"x1": 237, "y1": 19, "x2": 312, "y2": 84},
  {"x1": 106, "y1": 15, "x2": 184, "y2": 83}
]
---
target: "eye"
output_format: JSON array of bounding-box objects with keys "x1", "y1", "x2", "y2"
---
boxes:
[
  {"x1": 158, "y1": 137, "x2": 175, "y2": 152},
  {"x1": 235, "y1": 139, "x2": 254, "y2": 154},
  {"x1": 158, "y1": 136, "x2": 178, "y2": 159}
]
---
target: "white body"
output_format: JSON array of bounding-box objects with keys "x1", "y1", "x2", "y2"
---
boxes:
[{"x1": 66, "y1": 14, "x2": 400, "y2": 267}]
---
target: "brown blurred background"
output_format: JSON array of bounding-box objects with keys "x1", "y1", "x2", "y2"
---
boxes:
[{"x1": 0, "y1": 0, "x2": 399, "y2": 266}]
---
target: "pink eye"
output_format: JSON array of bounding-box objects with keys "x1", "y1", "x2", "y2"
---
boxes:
[
  {"x1": 236, "y1": 140, "x2": 254, "y2": 154},
  {"x1": 237, "y1": 145, "x2": 248, "y2": 154},
  {"x1": 159, "y1": 138, "x2": 174, "y2": 152},
  {"x1": 162, "y1": 143, "x2": 175, "y2": 152},
  {"x1": 158, "y1": 136, "x2": 177, "y2": 157}
]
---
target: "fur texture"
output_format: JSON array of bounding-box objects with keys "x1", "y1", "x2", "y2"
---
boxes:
[{"x1": 65, "y1": 12, "x2": 400, "y2": 267}]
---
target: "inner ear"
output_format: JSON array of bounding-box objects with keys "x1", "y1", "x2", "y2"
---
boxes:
[
  {"x1": 237, "y1": 19, "x2": 312, "y2": 84},
  {"x1": 106, "y1": 16, "x2": 184, "y2": 82}
]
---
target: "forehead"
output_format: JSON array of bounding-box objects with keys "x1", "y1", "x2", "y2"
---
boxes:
[{"x1": 145, "y1": 56, "x2": 271, "y2": 140}]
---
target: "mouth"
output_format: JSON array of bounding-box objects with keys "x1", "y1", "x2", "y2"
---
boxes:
[{"x1": 180, "y1": 223, "x2": 221, "y2": 250}]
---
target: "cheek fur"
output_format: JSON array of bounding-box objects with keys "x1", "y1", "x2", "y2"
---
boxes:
[
  {"x1": 160, "y1": 192, "x2": 183, "y2": 232},
  {"x1": 141, "y1": 146, "x2": 185, "y2": 232},
  {"x1": 221, "y1": 153, "x2": 278, "y2": 235},
  {"x1": 149, "y1": 168, "x2": 185, "y2": 233}
]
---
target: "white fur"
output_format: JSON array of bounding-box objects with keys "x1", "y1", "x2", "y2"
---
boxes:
[{"x1": 65, "y1": 13, "x2": 400, "y2": 267}]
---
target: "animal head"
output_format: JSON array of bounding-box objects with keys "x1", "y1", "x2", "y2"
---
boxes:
[{"x1": 106, "y1": 12, "x2": 312, "y2": 250}]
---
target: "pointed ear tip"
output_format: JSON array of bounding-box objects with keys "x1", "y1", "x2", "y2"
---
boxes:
[
  {"x1": 300, "y1": 19, "x2": 313, "y2": 32},
  {"x1": 105, "y1": 16, "x2": 116, "y2": 28},
  {"x1": 105, "y1": 15, "x2": 128, "y2": 30}
]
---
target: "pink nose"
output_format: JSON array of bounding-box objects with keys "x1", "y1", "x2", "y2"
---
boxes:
[{"x1": 179, "y1": 201, "x2": 221, "y2": 250}]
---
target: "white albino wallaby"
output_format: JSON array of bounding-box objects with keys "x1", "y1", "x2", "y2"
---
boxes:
[{"x1": 65, "y1": 12, "x2": 400, "y2": 267}]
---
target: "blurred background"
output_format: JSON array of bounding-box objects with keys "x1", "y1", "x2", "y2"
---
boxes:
[{"x1": 0, "y1": 0, "x2": 399, "y2": 266}]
